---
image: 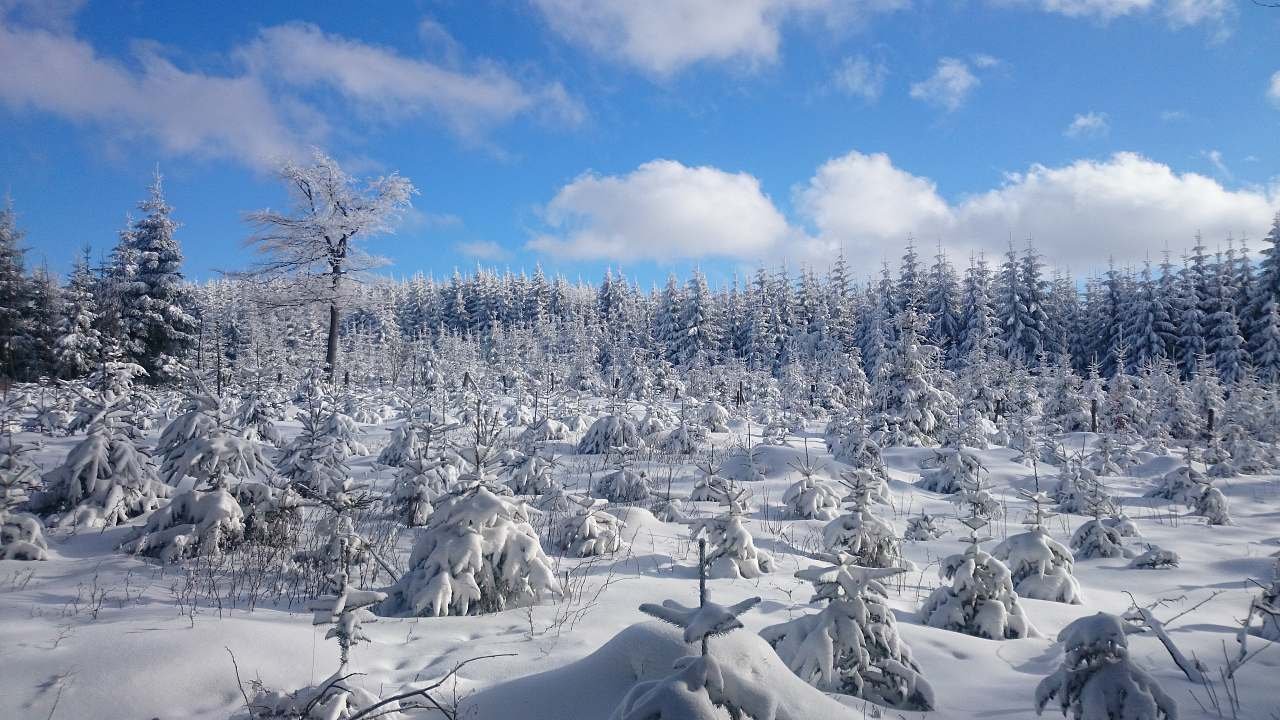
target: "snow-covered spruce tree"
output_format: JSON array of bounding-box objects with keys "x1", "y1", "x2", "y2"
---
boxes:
[
  {"x1": 782, "y1": 451, "x2": 841, "y2": 521},
  {"x1": 1191, "y1": 477, "x2": 1231, "y2": 526},
  {"x1": 376, "y1": 421, "x2": 423, "y2": 467},
  {"x1": 1035, "y1": 612, "x2": 1176, "y2": 720},
  {"x1": 596, "y1": 452, "x2": 652, "y2": 504},
  {"x1": 1203, "y1": 433, "x2": 1234, "y2": 478},
  {"x1": 504, "y1": 451, "x2": 556, "y2": 496},
  {"x1": 1221, "y1": 422, "x2": 1271, "y2": 474},
  {"x1": 613, "y1": 568, "x2": 769, "y2": 720},
  {"x1": 556, "y1": 495, "x2": 625, "y2": 557},
  {"x1": 919, "y1": 500, "x2": 1037, "y2": 639},
  {"x1": 918, "y1": 435, "x2": 985, "y2": 495},
  {"x1": 232, "y1": 391, "x2": 285, "y2": 447},
  {"x1": 1145, "y1": 452, "x2": 1207, "y2": 505},
  {"x1": 1087, "y1": 433, "x2": 1136, "y2": 477},
  {"x1": 378, "y1": 485, "x2": 559, "y2": 616},
  {"x1": 55, "y1": 247, "x2": 102, "y2": 379},
  {"x1": 155, "y1": 376, "x2": 267, "y2": 489},
  {"x1": 689, "y1": 452, "x2": 731, "y2": 502},
  {"x1": 1069, "y1": 486, "x2": 1130, "y2": 560},
  {"x1": 1129, "y1": 545, "x2": 1180, "y2": 570},
  {"x1": 577, "y1": 412, "x2": 645, "y2": 454},
  {"x1": 992, "y1": 490, "x2": 1082, "y2": 604},
  {"x1": 762, "y1": 558, "x2": 934, "y2": 711},
  {"x1": 905, "y1": 512, "x2": 945, "y2": 541},
  {"x1": 276, "y1": 387, "x2": 355, "y2": 499},
  {"x1": 35, "y1": 358, "x2": 170, "y2": 527},
  {"x1": 822, "y1": 470, "x2": 908, "y2": 569},
  {"x1": 118, "y1": 171, "x2": 196, "y2": 380},
  {"x1": 120, "y1": 486, "x2": 246, "y2": 562},
  {"x1": 830, "y1": 418, "x2": 889, "y2": 480},
  {"x1": 867, "y1": 309, "x2": 954, "y2": 446},
  {"x1": 690, "y1": 486, "x2": 773, "y2": 579},
  {"x1": 0, "y1": 429, "x2": 47, "y2": 560},
  {"x1": 308, "y1": 569, "x2": 388, "y2": 669}
]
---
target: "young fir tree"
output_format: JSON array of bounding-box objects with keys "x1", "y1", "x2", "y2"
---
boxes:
[
  {"x1": 1035, "y1": 613, "x2": 1176, "y2": 720},
  {"x1": 56, "y1": 248, "x2": 103, "y2": 378},
  {"x1": 762, "y1": 558, "x2": 934, "y2": 710},
  {"x1": 119, "y1": 171, "x2": 196, "y2": 380},
  {"x1": 0, "y1": 198, "x2": 31, "y2": 380}
]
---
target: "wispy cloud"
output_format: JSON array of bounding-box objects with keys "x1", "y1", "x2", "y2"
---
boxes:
[
  {"x1": 910, "y1": 57, "x2": 983, "y2": 112},
  {"x1": 456, "y1": 240, "x2": 509, "y2": 260},
  {"x1": 832, "y1": 55, "x2": 888, "y2": 102},
  {"x1": 1064, "y1": 111, "x2": 1109, "y2": 138}
]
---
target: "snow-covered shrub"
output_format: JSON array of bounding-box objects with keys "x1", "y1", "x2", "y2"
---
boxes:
[
  {"x1": 1053, "y1": 458, "x2": 1104, "y2": 515},
  {"x1": 690, "y1": 490, "x2": 773, "y2": 579},
  {"x1": 38, "y1": 417, "x2": 170, "y2": 528},
  {"x1": 1203, "y1": 435, "x2": 1234, "y2": 478},
  {"x1": 1193, "y1": 482, "x2": 1231, "y2": 525},
  {"x1": 520, "y1": 417, "x2": 572, "y2": 443},
  {"x1": 596, "y1": 466, "x2": 651, "y2": 504},
  {"x1": 505, "y1": 452, "x2": 556, "y2": 496},
  {"x1": 992, "y1": 492, "x2": 1082, "y2": 604},
  {"x1": 1222, "y1": 423, "x2": 1271, "y2": 474},
  {"x1": 277, "y1": 394, "x2": 357, "y2": 499},
  {"x1": 1087, "y1": 434, "x2": 1136, "y2": 477},
  {"x1": 557, "y1": 498, "x2": 625, "y2": 557},
  {"x1": 782, "y1": 474, "x2": 841, "y2": 521},
  {"x1": 1035, "y1": 612, "x2": 1176, "y2": 720},
  {"x1": 762, "y1": 558, "x2": 933, "y2": 711},
  {"x1": 918, "y1": 444, "x2": 984, "y2": 495},
  {"x1": 1145, "y1": 463, "x2": 1206, "y2": 504},
  {"x1": 822, "y1": 471, "x2": 908, "y2": 569},
  {"x1": 234, "y1": 481, "x2": 302, "y2": 546},
  {"x1": 919, "y1": 514, "x2": 1037, "y2": 640},
  {"x1": 577, "y1": 414, "x2": 644, "y2": 454},
  {"x1": 378, "y1": 486, "x2": 560, "y2": 616},
  {"x1": 232, "y1": 392, "x2": 284, "y2": 447},
  {"x1": 1070, "y1": 517, "x2": 1128, "y2": 559},
  {"x1": 156, "y1": 390, "x2": 267, "y2": 489},
  {"x1": 389, "y1": 455, "x2": 452, "y2": 527},
  {"x1": 1130, "y1": 545, "x2": 1179, "y2": 569},
  {"x1": 655, "y1": 421, "x2": 705, "y2": 455},
  {"x1": 698, "y1": 401, "x2": 730, "y2": 432},
  {"x1": 121, "y1": 487, "x2": 245, "y2": 563},
  {"x1": 722, "y1": 438, "x2": 766, "y2": 483},
  {"x1": 246, "y1": 674, "x2": 398, "y2": 720},
  {"x1": 0, "y1": 435, "x2": 46, "y2": 560},
  {"x1": 905, "y1": 512, "x2": 945, "y2": 541},
  {"x1": 376, "y1": 422, "x2": 422, "y2": 467}
]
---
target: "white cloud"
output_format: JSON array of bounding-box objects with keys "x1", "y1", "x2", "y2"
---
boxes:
[
  {"x1": 994, "y1": 0, "x2": 1234, "y2": 36},
  {"x1": 239, "y1": 23, "x2": 584, "y2": 140},
  {"x1": 795, "y1": 150, "x2": 1278, "y2": 270},
  {"x1": 910, "y1": 58, "x2": 980, "y2": 112},
  {"x1": 1160, "y1": 109, "x2": 1188, "y2": 122},
  {"x1": 1269, "y1": 70, "x2": 1280, "y2": 108},
  {"x1": 0, "y1": 16, "x2": 583, "y2": 169},
  {"x1": 1064, "y1": 111, "x2": 1109, "y2": 138},
  {"x1": 456, "y1": 240, "x2": 509, "y2": 260},
  {"x1": 832, "y1": 55, "x2": 887, "y2": 102},
  {"x1": 0, "y1": 24, "x2": 302, "y2": 168},
  {"x1": 531, "y1": 0, "x2": 906, "y2": 77},
  {"x1": 528, "y1": 160, "x2": 793, "y2": 262}
]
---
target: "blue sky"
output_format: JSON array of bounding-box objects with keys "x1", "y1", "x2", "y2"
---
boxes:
[{"x1": 0, "y1": 0, "x2": 1278, "y2": 288}]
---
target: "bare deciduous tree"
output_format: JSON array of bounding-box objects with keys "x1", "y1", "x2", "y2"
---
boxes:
[{"x1": 241, "y1": 150, "x2": 416, "y2": 382}]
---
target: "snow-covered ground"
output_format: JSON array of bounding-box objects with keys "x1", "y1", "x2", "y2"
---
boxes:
[{"x1": 2, "y1": 404, "x2": 1278, "y2": 720}]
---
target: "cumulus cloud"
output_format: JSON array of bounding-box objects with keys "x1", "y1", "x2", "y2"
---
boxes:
[
  {"x1": 1064, "y1": 111, "x2": 1109, "y2": 138},
  {"x1": 832, "y1": 55, "x2": 888, "y2": 102},
  {"x1": 531, "y1": 0, "x2": 907, "y2": 77},
  {"x1": 795, "y1": 150, "x2": 1278, "y2": 270},
  {"x1": 909, "y1": 58, "x2": 981, "y2": 112},
  {"x1": 0, "y1": 14, "x2": 582, "y2": 169},
  {"x1": 527, "y1": 160, "x2": 793, "y2": 262}
]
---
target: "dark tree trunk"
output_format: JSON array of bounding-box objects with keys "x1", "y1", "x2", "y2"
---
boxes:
[{"x1": 326, "y1": 300, "x2": 340, "y2": 384}]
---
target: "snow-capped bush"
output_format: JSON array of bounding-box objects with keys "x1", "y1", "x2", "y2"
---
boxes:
[
  {"x1": 1035, "y1": 613, "x2": 1176, "y2": 720},
  {"x1": 557, "y1": 499, "x2": 625, "y2": 557},
  {"x1": 378, "y1": 486, "x2": 560, "y2": 616},
  {"x1": 505, "y1": 453, "x2": 556, "y2": 496},
  {"x1": 1070, "y1": 517, "x2": 1129, "y2": 559},
  {"x1": 156, "y1": 391, "x2": 267, "y2": 489},
  {"x1": 520, "y1": 417, "x2": 572, "y2": 443},
  {"x1": 121, "y1": 487, "x2": 246, "y2": 562},
  {"x1": 992, "y1": 492, "x2": 1082, "y2": 604},
  {"x1": 308, "y1": 571, "x2": 387, "y2": 668},
  {"x1": 918, "y1": 444, "x2": 984, "y2": 495},
  {"x1": 822, "y1": 471, "x2": 908, "y2": 569},
  {"x1": 762, "y1": 558, "x2": 933, "y2": 710},
  {"x1": 596, "y1": 466, "x2": 651, "y2": 504},
  {"x1": 782, "y1": 474, "x2": 841, "y2": 521},
  {"x1": 905, "y1": 512, "x2": 945, "y2": 541},
  {"x1": 38, "y1": 418, "x2": 170, "y2": 528},
  {"x1": 1145, "y1": 463, "x2": 1206, "y2": 505},
  {"x1": 376, "y1": 422, "x2": 422, "y2": 467},
  {"x1": 0, "y1": 435, "x2": 46, "y2": 560},
  {"x1": 1130, "y1": 545, "x2": 1179, "y2": 569},
  {"x1": 690, "y1": 490, "x2": 772, "y2": 579},
  {"x1": 577, "y1": 414, "x2": 644, "y2": 454},
  {"x1": 696, "y1": 401, "x2": 730, "y2": 433},
  {"x1": 1193, "y1": 482, "x2": 1231, "y2": 525},
  {"x1": 1087, "y1": 434, "x2": 1136, "y2": 476},
  {"x1": 920, "y1": 514, "x2": 1037, "y2": 640}
]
